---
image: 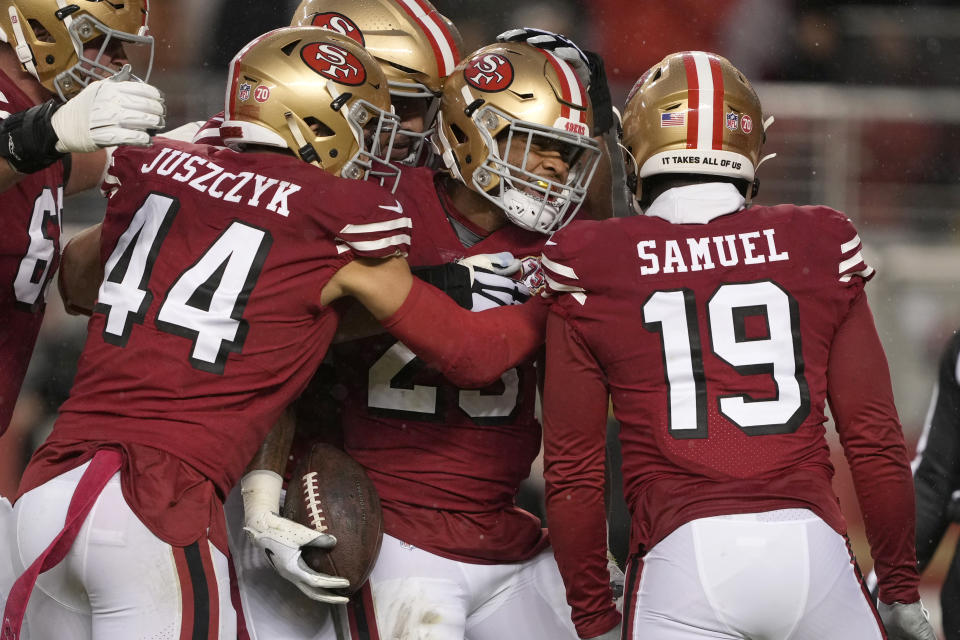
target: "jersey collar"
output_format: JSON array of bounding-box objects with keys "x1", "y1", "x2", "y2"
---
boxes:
[{"x1": 644, "y1": 182, "x2": 746, "y2": 224}]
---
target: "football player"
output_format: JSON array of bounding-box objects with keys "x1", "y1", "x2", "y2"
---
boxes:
[
  {"x1": 537, "y1": 51, "x2": 936, "y2": 639},
  {"x1": 329, "y1": 40, "x2": 602, "y2": 640},
  {"x1": 0, "y1": 0, "x2": 164, "y2": 437},
  {"x1": 239, "y1": 37, "x2": 605, "y2": 640},
  {"x1": 4, "y1": 26, "x2": 416, "y2": 639}
]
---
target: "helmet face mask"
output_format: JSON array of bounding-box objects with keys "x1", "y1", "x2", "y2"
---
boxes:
[
  {"x1": 389, "y1": 94, "x2": 434, "y2": 167},
  {"x1": 291, "y1": 0, "x2": 461, "y2": 167},
  {"x1": 470, "y1": 105, "x2": 599, "y2": 234},
  {"x1": 222, "y1": 27, "x2": 400, "y2": 188},
  {"x1": 435, "y1": 42, "x2": 602, "y2": 234},
  {"x1": 0, "y1": 0, "x2": 154, "y2": 100},
  {"x1": 621, "y1": 51, "x2": 765, "y2": 206}
]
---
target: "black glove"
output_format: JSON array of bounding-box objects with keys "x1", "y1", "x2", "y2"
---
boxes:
[
  {"x1": 496, "y1": 27, "x2": 615, "y2": 136},
  {"x1": 0, "y1": 100, "x2": 64, "y2": 174}
]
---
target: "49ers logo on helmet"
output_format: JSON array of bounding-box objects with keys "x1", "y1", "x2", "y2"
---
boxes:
[
  {"x1": 310, "y1": 12, "x2": 365, "y2": 46},
  {"x1": 301, "y1": 42, "x2": 367, "y2": 86},
  {"x1": 464, "y1": 54, "x2": 513, "y2": 92}
]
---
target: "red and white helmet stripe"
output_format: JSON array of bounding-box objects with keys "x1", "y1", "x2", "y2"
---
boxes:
[
  {"x1": 682, "y1": 51, "x2": 725, "y2": 152},
  {"x1": 541, "y1": 49, "x2": 587, "y2": 123},
  {"x1": 394, "y1": 0, "x2": 459, "y2": 77}
]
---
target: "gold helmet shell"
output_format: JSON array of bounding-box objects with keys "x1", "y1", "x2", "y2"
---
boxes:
[
  {"x1": 222, "y1": 27, "x2": 400, "y2": 182},
  {"x1": 435, "y1": 41, "x2": 602, "y2": 234},
  {"x1": 292, "y1": 0, "x2": 460, "y2": 97},
  {"x1": 291, "y1": 0, "x2": 460, "y2": 165},
  {"x1": 622, "y1": 51, "x2": 765, "y2": 200},
  {"x1": 0, "y1": 0, "x2": 154, "y2": 100}
]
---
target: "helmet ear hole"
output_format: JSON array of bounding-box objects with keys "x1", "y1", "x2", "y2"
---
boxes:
[
  {"x1": 29, "y1": 19, "x2": 54, "y2": 43},
  {"x1": 304, "y1": 117, "x2": 335, "y2": 137},
  {"x1": 449, "y1": 123, "x2": 468, "y2": 145}
]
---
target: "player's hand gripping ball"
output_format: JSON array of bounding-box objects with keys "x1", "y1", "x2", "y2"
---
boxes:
[{"x1": 283, "y1": 443, "x2": 384, "y2": 595}]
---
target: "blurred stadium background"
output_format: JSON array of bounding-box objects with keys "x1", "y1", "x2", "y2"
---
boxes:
[{"x1": 2, "y1": 0, "x2": 959, "y2": 634}]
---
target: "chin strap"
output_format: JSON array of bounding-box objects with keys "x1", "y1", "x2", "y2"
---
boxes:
[
  {"x1": 284, "y1": 111, "x2": 321, "y2": 167},
  {"x1": 8, "y1": 6, "x2": 37, "y2": 78}
]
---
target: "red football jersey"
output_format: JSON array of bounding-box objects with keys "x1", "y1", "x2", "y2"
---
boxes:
[
  {"x1": 331, "y1": 167, "x2": 550, "y2": 563},
  {"x1": 0, "y1": 71, "x2": 66, "y2": 434},
  {"x1": 18, "y1": 139, "x2": 411, "y2": 547},
  {"x1": 541, "y1": 200, "x2": 919, "y2": 632}
]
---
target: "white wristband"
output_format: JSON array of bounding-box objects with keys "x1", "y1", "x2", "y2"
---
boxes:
[{"x1": 241, "y1": 469, "x2": 283, "y2": 530}]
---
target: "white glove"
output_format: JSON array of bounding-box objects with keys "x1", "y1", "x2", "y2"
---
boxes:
[
  {"x1": 241, "y1": 470, "x2": 350, "y2": 604},
  {"x1": 878, "y1": 601, "x2": 938, "y2": 640},
  {"x1": 582, "y1": 623, "x2": 621, "y2": 640},
  {"x1": 497, "y1": 28, "x2": 591, "y2": 88},
  {"x1": 457, "y1": 252, "x2": 529, "y2": 311},
  {"x1": 52, "y1": 64, "x2": 166, "y2": 153}
]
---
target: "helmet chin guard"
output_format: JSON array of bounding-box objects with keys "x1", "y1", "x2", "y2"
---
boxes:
[{"x1": 500, "y1": 186, "x2": 562, "y2": 234}]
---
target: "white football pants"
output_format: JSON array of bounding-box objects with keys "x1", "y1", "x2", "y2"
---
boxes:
[
  {"x1": 626, "y1": 509, "x2": 884, "y2": 639},
  {"x1": 368, "y1": 533, "x2": 578, "y2": 640},
  {"x1": 0, "y1": 495, "x2": 14, "y2": 629},
  {"x1": 10, "y1": 461, "x2": 236, "y2": 640}
]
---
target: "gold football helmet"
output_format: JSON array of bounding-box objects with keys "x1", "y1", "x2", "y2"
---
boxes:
[
  {"x1": 435, "y1": 42, "x2": 602, "y2": 234},
  {"x1": 621, "y1": 51, "x2": 766, "y2": 203},
  {"x1": 0, "y1": 0, "x2": 154, "y2": 100},
  {"x1": 291, "y1": 0, "x2": 461, "y2": 166},
  {"x1": 222, "y1": 27, "x2": 400, "y2": 184}
]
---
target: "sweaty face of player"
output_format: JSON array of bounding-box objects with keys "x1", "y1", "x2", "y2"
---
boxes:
[
  {"x1": 390, "y1": 96, "x2": 430, "y2": 161},
  {"x1": 82, "y1": 35, "x2": 129, "y2": 75},
  {"x1": 498, "y1": 132, "x2": 573, "y2": 199}
]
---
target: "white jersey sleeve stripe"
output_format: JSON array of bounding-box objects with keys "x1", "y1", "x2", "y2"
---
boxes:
[
  {"x1": 541, "y1": 255, "x2": 579, "y2": 280},
  {"x1": 838, "y1": 251, "x2": 866, "y2": 274},
  {"x1": 339, "y1": 234, "x2": 412, "y2": 252},
  {"x1": 339, "y1": 217, "x2": 412, "y2": 234},
  {"x1": 544, "y1": 275, "x2": 587, "y2": 306},
  {"x1": 840, "y1": 234, "x2": 862, "y2": 254}
]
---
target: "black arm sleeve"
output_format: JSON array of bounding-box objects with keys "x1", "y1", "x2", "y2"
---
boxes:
[
  {"x1": 914, "y1": 331, "x2": 960, "y2": 572},
  {"x1": 410, "y1": 263, "x2": 472, "y2": 310}
]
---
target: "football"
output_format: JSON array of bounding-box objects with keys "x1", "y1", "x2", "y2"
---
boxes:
[{"x1": 282, "y1": 443, "x2": 383, "y2": 595}]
